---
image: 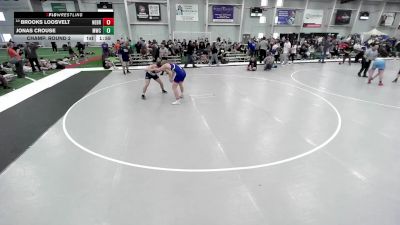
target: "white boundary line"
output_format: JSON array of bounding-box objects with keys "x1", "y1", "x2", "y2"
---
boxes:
[
  {"x1": 25, "y1": 76, "x2": 36, "y2": 82},
  {"x1": 0, "y1": 67, "x2": 108, "y2": 113},
  {"x1": 290, "y1": 70, "x2": 400, "y2": 110},
  {"x1": 62, "y1": 74, "x2": 342, "y2": 173}
]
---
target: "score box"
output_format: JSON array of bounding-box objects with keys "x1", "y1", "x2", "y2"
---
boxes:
[
  {"x1": 84, "y1": 35, "x2": 96, "y2": 42},
  {"x1": 103, "y1": 26, "x2": 114, "y2": 34},
  {"x1": 102, "y1": 18, "x2": 114, "y2": 26},
  {"x1": 96, "y1": 35, "x2": 112, "y2": 42}
]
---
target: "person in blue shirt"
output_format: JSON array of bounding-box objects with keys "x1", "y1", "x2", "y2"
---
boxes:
[
  {"x1": 156, "y1": 61, "x2": 186, "y2": 105},
  {"x1": 118, "y1": 41, "x2": 131, "y2": 75},
  {"x1": 368, "y1": 58, "x2": 385, "y2": 86},
  {"x1": 248, "y1": 39, "x2": 256, "y2": 57}
]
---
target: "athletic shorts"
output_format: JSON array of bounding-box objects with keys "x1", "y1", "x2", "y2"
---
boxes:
[
  {"x1": 372, "y1": 59, "x2": 385, "y2": 70},
  {"x1": 173, "y1": 70, "x2": 186, "y2": 83},
  {"x1": 145, "y1": 72, "x2": 159, "y2": 80}
]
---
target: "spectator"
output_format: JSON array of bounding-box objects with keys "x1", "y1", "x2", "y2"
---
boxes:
[
  {"x1": 259, "y1": 37, "x2": 268, "y2": 63},
  {"x1": 27, "y1": 42, "x2": 42, "y2": 73},
  {"x1": 7, "y1": 42, "x2": 25, "y2": 78},
  {"x1": 209, "y1": 42, "x2": 219, "y2": 66},
  {"x1": 248, "y1": 39, "x2": 256, "y2": 57},
  {"x1": 184, "y1": 40, "x2": 197, "y2": 68},
  {"x1": 151, "y1": 40, "x2": 158, "y2": 62},
  {"x1": 263, "y1": 52, "x2": 274, "y2": 71},
  {"x1": 271, "y1": 42, "x2": 280, "y2": 64},
  {"x1": 282, "y1": 39, "x2": 291, "y2": 65},
  {"x1": 51, "y1": 42, "x2": 58, "y2": 53},
  {"x1": 321, "y1": 37, "x2": 331, "y2": 63},
  {"x1": 159, "y1": 44, "x2": 169, "y2": 60},
  {"x1": 135, "y1": 40, "x2": 142, "y2": 54},
  {"x1": 68, "y1": 44, "x2": 79, "y2": 65},
  {"x1": 101, "y1": 42, "x2": 110, "y2": 68},
  {"x1": 119, "y1": 41, "x2": 131, "y2": 75},
  {"x1": 247, "y1": 57, "x2": 257, "y2": 71},
  {"x1": 0, "y1": 69, "x2": 12, "y2": 89},
  {"x1": 114, "y1": 40, "x2": 121, "y2": 56},
  {"x1": 290, "y1": 42, "x2": 298, "y2": 63}
]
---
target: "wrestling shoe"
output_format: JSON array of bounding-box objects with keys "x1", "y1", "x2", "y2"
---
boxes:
[{"x1": 172, "y1": 100, "x2": 181, "y2": 105}]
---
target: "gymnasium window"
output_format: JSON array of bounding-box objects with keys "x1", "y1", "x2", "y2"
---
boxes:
[
  {"x1": 0, "y1": 12, "x2": 5, "y2": 21},
  {"x1": 260, "y1": 16, "x2": 266, "y2": 23},
  {"x1": 2, "y1": 34, "x2": 12, "y2": 42}
]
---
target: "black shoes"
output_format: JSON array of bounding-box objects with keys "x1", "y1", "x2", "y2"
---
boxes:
[
  {"x1": 141, "y1": 94, "x2": 146, "y2": 100},
  {"x1": 162, "y1": 90, "x2": 167, "y2": 94}
]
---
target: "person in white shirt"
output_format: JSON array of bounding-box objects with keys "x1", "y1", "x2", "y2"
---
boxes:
[
  {"x1": 272, "y1": 42, "x2": 280, "y2": 64},
  {"x1": 282, "y1": 39, "x2": 291, "y2": 65}
]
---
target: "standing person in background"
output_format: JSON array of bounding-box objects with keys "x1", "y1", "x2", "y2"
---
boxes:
[
  {"x1": 319, "y1": 36, "x2": 331, "y2": 63},
  {"x1": 7, "y1": 42, "x2": 25, "y2": 78},
  {"x1": 101, "y1": 42, "x2": 110, "y2": 68},
  {"x1": 184, "y1": 40, "x2": 197, "y2": 68},
  {"x1": 119, "y1": 41, "x2": 131, "y2": 75},
  {"x1": 290, "y1": 41, "x2": 298, "y2": 63},
  {"x1": 358, "y1": 44, "x2": 378, "y2": 77},
  {"x1": 259, "y1": 37, "x2": 268, "y2": 63},
  {"x1": 114, "y1": 39, "x2": 121, "y2": 56},
  {"x1": 151, "y1": 40, "x2": 158, "y2": 62},
  {"x1": 209, "y1": 42, "x2": 219, "y2": 66},
  {"x1": 248, "y1": 39, "x2": 256, "y2": 57},
  {"x1": 51, "y1": 42, "x2": 58, "y2": 53},
  {"x1": 158, "y1": 44, "x2": 169, "y2": 75},
  {"x1": 135, "y1": 40, "x2": 142, "y2": 54},
  {"x1": 27, "y1": 42, "x2": 42, "y2": 73},
  {"x1": 339, "y1": 42, "x2": 352, "y2": 65},
  {"x1": 282, "y1": 39, "x2": 291, "y2": 65},
  {"x1": 272, "y1": 41, "x2": 281, "y2": 64}
]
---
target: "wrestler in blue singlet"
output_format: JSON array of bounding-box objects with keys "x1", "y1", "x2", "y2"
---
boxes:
[{"x1": 170, "y1": 63, "x2": 186, "y2": 83}]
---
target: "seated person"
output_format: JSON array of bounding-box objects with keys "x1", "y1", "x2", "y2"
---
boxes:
[
  {"x1": 263, "y1": 52, "x2": 275, "y2": 71},
  {"x1": 103, "y1": 58, "x2": 117, "y2": 70},
  {"x1": 39, "y1": 58, "x2": 54, "y2": 70},
  {"x1": 0, "y1": 68, "x2": 12, "y2": 89},
  {"x1": 23, "y1": 61, "x2": 33, "y2": 73},
  {"x1": 218, "y1": 49, "x2": 228, "y2": 64},
  {"x1": 247, "y1": 57, "x2": 257, "y2": 71}
]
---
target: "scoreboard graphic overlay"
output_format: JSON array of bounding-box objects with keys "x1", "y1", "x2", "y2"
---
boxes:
[{"x1": 14, "y1": 12, "x2": 114, "y2": 42}]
